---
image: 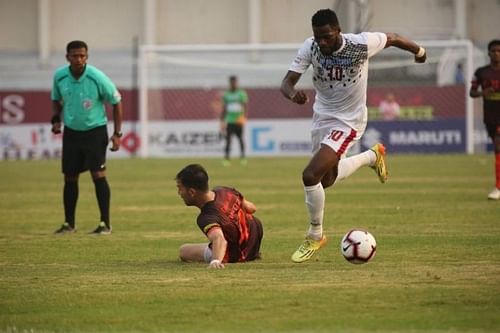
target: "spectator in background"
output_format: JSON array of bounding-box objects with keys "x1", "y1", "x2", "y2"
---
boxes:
[
  {"x1": 220, "y1": 75, "x2": 248, "y2": 166},
  {"x1": 469, "y1": 39, "x2": 500, "y2": 200},
  {"x1": 455, "y1": 63, "x2": 465, "y2": 85},
  {"x1": 51, "y1": 40, "x2": 123, "y2": 234},
  {"x1": 378, "y1": 92, "x2": 401, "y2": 121}
]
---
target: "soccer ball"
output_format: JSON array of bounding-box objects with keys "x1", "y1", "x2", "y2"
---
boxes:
[{"x1": 341, "y1": 229, "x2": 377, "y2": 264}]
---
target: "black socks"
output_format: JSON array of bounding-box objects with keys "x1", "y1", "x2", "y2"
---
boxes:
[
  {"x1": 63, "y1": 180, "x2": 78, "y2": 228},
  {"x1": 93, "y1": 177, "x2": 111, "y2": 228},
  {"x1": 63, "y1": 177, "x2": 111, "y2": 229}
]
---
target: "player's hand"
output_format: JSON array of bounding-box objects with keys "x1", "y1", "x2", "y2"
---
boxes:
[
  {"x1": 219, "y1": 121, "x2": 226, "y2": 135},
  {"x1": 208, "y1": 259, "x2": 225, "y2": 269},
  {"x1": 110, "y1": 134, "x2": 121, "y2": 152},
  {"x1": 51, "y1": 122, "x2": 62, "y2": 134},
  {"x1": 236, "y1": 115, "x2": 246, "y2": 125},
  {"x1": 414, "y1": 47, "x2": 426, "y2": 63},
  {"x1": 291, "y1": 91, "x2": 309, "y2": 104},
  {"x1": 415, "y1": 53, "x2": 426, "y2": 63},
  {"x1": 483, "y1": 87, "x2": 495, "y2": 97}
]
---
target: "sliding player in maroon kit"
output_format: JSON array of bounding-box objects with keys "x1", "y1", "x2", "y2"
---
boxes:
[
  {"x1": 176, "y1": 164, "x2": 263, "y2": 268},
  {"x1": 470, "y1": 39, "x2": 500, "y2": 200}
]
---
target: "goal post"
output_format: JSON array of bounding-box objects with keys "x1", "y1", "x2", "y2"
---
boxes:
[
  {"x1": 138, "y1": 40, "x2": 477, "y2": 158},
  {"x1": 423, "y1": 39, "x2": 474, "y2": 154},
  {"x1": 137, "y1": 43, "x2": 306, "y2": 158}
]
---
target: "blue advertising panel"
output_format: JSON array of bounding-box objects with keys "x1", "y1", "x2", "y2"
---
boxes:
[{"x1": 358, "y1": 119, "x2": 466, "y2": 153}]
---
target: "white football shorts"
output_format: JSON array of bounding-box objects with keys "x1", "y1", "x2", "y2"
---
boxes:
[
  {"x1": 203, "y1": 245, "x2": 213, "y2": 263},
  {"x1": 311, "y1": 119, "x2": 366, "y2": 157}
]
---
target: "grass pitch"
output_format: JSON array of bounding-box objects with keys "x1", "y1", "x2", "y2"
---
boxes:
[{"x1": 0, "y1": 154, "x2": 499, "y2": 332}]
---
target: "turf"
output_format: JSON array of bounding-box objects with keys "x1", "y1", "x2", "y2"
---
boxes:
[{"x1": 0, "y1": 155, "x2": 499, "y2": 333}]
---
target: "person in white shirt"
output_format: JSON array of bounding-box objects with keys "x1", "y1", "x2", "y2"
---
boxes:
[
  {"x1": 280, "y1": 8, "x2": 427, "y2": 263},
  {"x1": 379, "y1": 92, "x2": 401, "y2": 121}
]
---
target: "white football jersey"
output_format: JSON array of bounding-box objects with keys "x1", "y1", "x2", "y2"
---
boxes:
[{"x1": 289, "y1": 32, "x2": 387, "y2": 130}]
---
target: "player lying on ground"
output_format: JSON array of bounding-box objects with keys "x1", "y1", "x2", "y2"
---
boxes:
[{"x1": 175, "y1": 164, "x2": 264, "y2": 269}]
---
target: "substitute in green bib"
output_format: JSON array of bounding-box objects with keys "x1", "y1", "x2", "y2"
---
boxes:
[
  {"x1": 220, "y1": 75, "x2": 248, "y2": 166},
  {"x1": 51, "y1": 40, "x2": 123, "y2": 235}
]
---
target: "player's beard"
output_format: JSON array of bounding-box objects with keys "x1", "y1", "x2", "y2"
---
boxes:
[{"x1": 319, "y1": 47, "x2": 333, "y2": 56}]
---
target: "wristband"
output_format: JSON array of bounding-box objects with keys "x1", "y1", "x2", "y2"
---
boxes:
[
  {"x1": 416, "y1": 47, "x2": 426, "y2": 58},
  {"x1": 51, "y1": 114, "x2": 61, "y2": 124},
  {"x1": 113, "y1": 131, "x2": 123, "y2": 138},
  {"x1": 210, "y1": 259, "x2": 221, "y2": 265}
]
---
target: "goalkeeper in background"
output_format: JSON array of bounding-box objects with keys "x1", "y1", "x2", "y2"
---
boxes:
[{"x1": 220, "y1": 75, "x2": 248, "y2": 166}]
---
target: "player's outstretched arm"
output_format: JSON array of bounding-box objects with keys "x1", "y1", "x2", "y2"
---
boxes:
[
  {"x1": 385, "y1": 33, "x2": 427, "y2": 63},
  {"x1": 207, "y1": 227, "x2": 227, "y2": 269},
  {"x1": 281, "y1": 70, "x2": 309, "y2": 104}
]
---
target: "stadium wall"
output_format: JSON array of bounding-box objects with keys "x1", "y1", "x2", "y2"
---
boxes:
[{"x1": 1, "y1": 0, "x2": 499, "y2": 52}]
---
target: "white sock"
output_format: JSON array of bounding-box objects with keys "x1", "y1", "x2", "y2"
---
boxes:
[
  {"x1": 304, "y1": 183, "x2": 324, "y2": 240},
  {"x1": 334, "y1": 150, "x2": 376, "y2": 185}
]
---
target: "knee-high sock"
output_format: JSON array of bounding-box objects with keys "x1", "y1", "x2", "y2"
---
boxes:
[
  {"x1": 239, "y1": 138, "x2": 245, "y2": 158},
  {"x1": 305, "y1": 183, "x2": 325, "y2": 240},
  {"x1": 64, "y1": 180, "x2": 78, "y2": 227},
  {"x1": 224, "y1": 133, "x2": 231, "y2": 160},
  {"x1": 93, "y1": 177, "x2": 110, "y2": 227},
  {"x1": 334, "y1": 150, "x2": 375, "y2": 184},
  {"x1": 496, "y1": 153, "x2": 500, "y2": 189}
]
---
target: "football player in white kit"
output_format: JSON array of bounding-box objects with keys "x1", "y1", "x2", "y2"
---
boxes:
[{"x1": 281, "y1": 9, "x2": 427, "y2": 263}]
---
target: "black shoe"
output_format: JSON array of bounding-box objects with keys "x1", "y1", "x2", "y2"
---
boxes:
[
  {"x1": 90, "y1": 222, "x2": 112, "y2": 235},
  {"x1": 55, "y1": 223, "x2": 76, "y2": 234}
]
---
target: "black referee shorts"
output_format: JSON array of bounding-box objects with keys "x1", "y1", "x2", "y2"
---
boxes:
[{"x1": 62, "y1": 126, "x2": 108, "y2": 175}]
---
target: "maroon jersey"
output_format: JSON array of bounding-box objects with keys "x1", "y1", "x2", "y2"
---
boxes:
[
  {"x1": 471, "y1": 65, "x2": 500, "y2": 124},
  {"x1": 197, "y1": 186, "x2": 263, "y2": 263}
]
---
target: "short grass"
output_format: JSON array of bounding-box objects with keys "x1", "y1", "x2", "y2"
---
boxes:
[{"x1": 0, "y1": 154, "x2": 499, "y2": 333}]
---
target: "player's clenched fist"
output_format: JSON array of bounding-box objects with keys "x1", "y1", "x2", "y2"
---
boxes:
[{"x1": 291, "y1": 90, "x2": 309, "y2": 105}]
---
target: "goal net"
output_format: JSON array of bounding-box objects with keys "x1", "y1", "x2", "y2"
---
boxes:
[{"x1": 138, "y1": 40, "x2": 479, "y2": 158}]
